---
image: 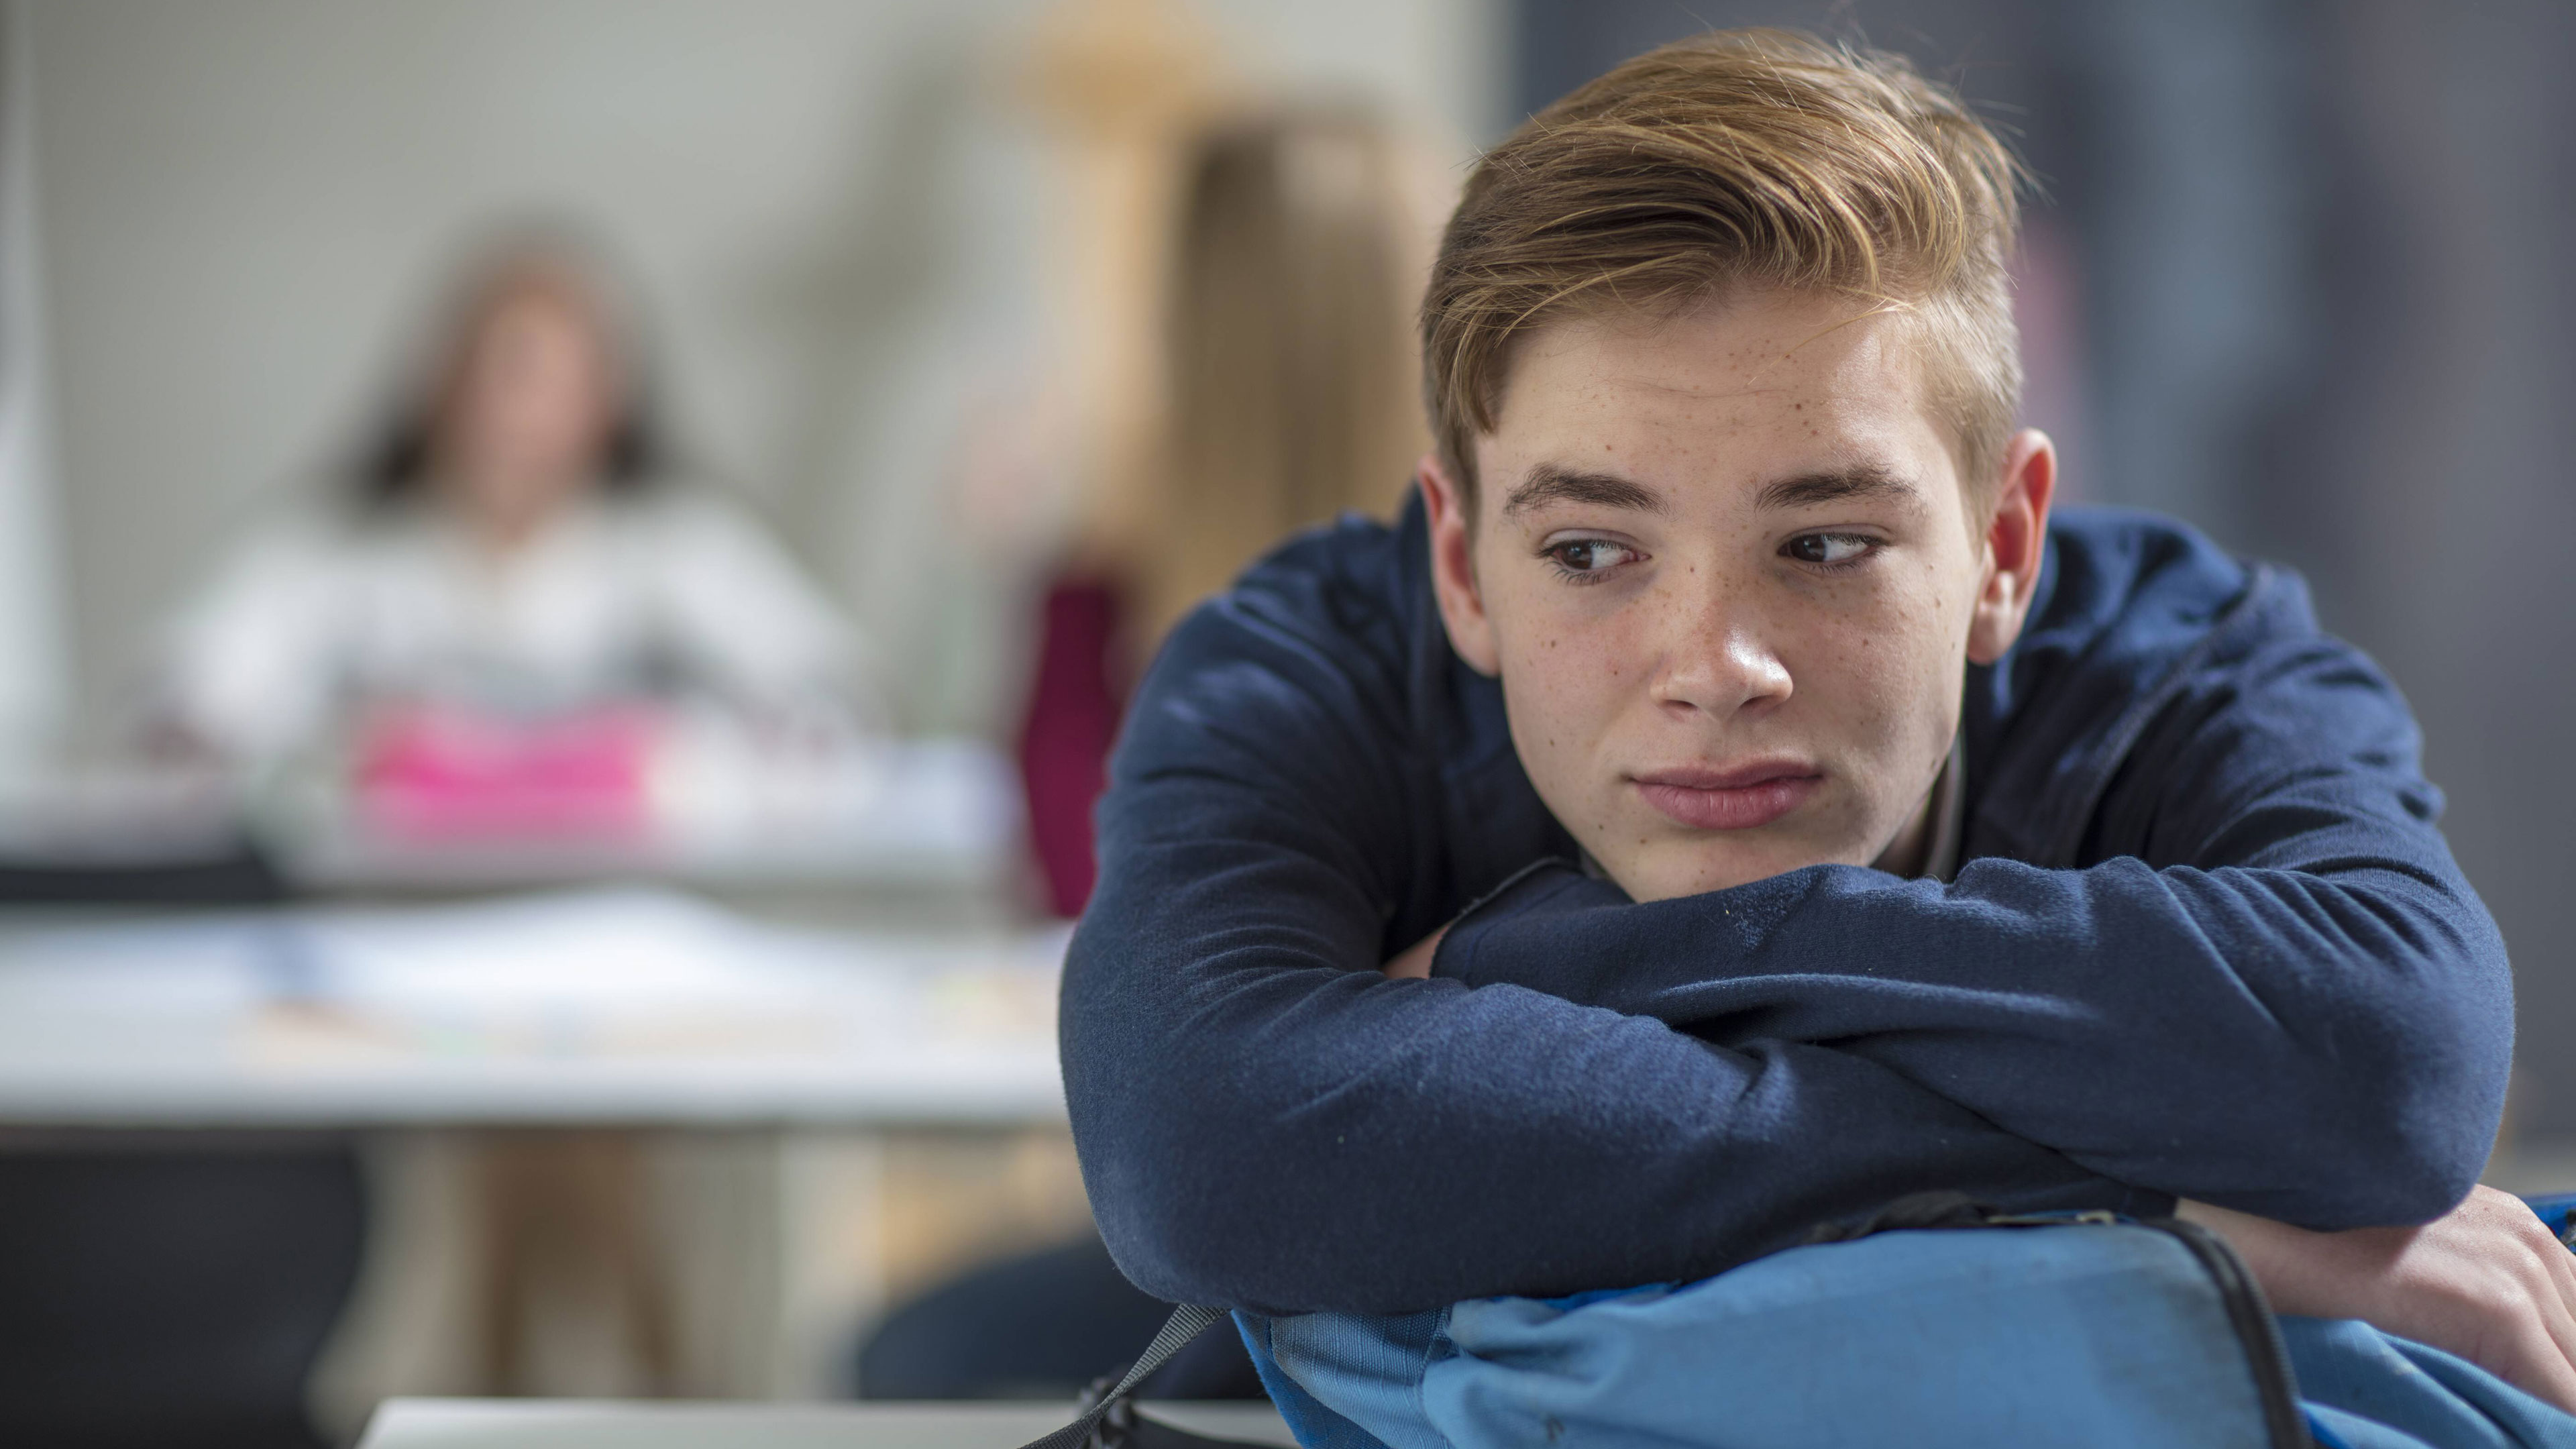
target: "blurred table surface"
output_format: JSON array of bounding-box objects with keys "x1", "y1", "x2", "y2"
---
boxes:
[
  {"x1": 0, "y1": 886, "x2": 1069, "y2": 1129},
  {"x1": 359, "y1": 1400, "x2": 1295, "y2": 1449},
  {"x1": 0, "y1": 739, "x2": 1022, "y2": 906}
]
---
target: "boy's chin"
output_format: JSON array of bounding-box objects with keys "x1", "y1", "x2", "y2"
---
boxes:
[{"x1": 1603, "y1": 837, "x2": 1846, "y2": 903}]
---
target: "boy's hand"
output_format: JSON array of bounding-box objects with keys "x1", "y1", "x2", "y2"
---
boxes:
[
  {"x1": 1383, "y1": 924, "x2": 1448, "y2": 979},
  {"x1": 2180, "y1": 1186, "x2": 2576, "y2": 1413}
]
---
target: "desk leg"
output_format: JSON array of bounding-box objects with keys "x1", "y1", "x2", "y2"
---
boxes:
[{"x1": 472, "y1": 1129, "x2": 678, "y2": 1395}]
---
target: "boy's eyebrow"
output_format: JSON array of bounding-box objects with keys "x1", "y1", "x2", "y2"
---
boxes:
[
  {"x1": 1755, "y1": 464, "x2": 1922, "y2": 511},
  {"x1": 1501, "y1": 464, "x2": 1668, "y2": 519}
]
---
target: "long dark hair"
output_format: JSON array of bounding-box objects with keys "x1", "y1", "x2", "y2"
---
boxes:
[{"x1": 354, "y1": 233, "x2": 667, "y2": 506}]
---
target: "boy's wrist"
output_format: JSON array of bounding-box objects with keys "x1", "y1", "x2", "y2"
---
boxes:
[
  {"x1": 2178, "y1": 1187, "x2": 2576, "y2": 1413},
  {"x1": 1382, "y1": 924, "x2": 1446, "y2": 979}
]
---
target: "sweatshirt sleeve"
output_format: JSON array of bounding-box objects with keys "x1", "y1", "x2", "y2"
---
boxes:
[
  {"x1": 1061, "y1": 567, "x2": 2165, "y2": 1318},
  {"x1": 1435, "y1": 627, "x2": 2513, "y2": 1233}
]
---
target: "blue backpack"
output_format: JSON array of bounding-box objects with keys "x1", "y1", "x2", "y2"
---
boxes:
[{"x1": 1030, "y1": 1193, "x2": 2576, "y2": 1449}]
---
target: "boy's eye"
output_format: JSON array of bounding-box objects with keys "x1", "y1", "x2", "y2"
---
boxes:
[
  {"x1": 1783, "y1": 533, "x2": 1878, "y2": 566},
  {"x1": 1544, "y1": 539, "x2": 1640, "y2": 576}
]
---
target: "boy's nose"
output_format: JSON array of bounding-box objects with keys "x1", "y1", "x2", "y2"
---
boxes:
[{"x1": 1650, "y1": 614, "x2": 1792, "y2": 720}]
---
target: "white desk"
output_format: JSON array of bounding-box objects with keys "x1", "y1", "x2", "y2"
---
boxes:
[
  {"x1": 0, "y1": 888, "x2": 1067, "y2": 1128},
  {"x1": 359, "y1": 1399, "x2": 1296, "y2": 1449}
]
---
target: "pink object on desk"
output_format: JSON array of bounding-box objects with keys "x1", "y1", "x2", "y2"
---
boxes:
[{"x1": 354, "y1": 704, "x2": 659, "y2": 842}]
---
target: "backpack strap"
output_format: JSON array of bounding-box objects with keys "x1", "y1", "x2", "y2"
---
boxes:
[{"x1": 1016, "y1": 1303, "x2": 1230, "y2": 1449}]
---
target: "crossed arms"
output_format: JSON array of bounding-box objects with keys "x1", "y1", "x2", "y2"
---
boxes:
[{"x1": 1059, "y1": 564, "x2": 2513, "y2": 1319}]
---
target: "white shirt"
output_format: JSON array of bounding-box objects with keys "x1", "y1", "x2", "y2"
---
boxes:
[{"x1": 161, "y1": 488, "x2": 865, "y2": 762}]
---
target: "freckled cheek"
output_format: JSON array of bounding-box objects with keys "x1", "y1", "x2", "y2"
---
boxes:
[
  {"x1": 1498, "y1": 610, "x2": 1650, "y2": 804},
  {"x1": 1790, "y1": 596, "x2": 1954, "y2": 747}
]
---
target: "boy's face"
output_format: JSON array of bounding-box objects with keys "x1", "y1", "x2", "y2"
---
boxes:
[{"x1": 1420, "y1": 288, "x2": 2053, "y2": 902}]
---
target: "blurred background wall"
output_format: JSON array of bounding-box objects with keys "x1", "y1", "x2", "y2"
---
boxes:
[
  {"x1": 0, "y1": 1, "x2": 64, "y2": 777},
  {"x1": 13, "y1": 0, "x2": 1497, "y2": 748}
]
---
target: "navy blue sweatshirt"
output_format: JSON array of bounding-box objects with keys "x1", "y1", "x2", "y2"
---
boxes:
[{"x1": 1060, "y1": 497, "x2": 2514, "y2": 1317}]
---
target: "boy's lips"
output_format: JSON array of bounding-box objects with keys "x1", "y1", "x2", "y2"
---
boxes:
[{"x1": 1631, "y1": 761, "x2": 1821, "y2": 830}]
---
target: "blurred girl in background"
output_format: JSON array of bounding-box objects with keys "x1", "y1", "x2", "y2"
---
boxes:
[
  {"x1": 1014, "y1": 105, "x2": 1434, "y2": 916},
  {"x1": 146, "y1": 235, "x2": 883, "y2": 1404},
  {"x1": 156, "y1": 237, "x2": 871, "y2": 838}
]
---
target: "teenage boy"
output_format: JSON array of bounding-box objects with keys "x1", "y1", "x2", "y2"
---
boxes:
[{"x1": 1061, "y1": 30, "x2": 2576, "y2": 1405}]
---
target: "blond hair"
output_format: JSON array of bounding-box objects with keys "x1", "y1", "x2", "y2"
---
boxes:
[
  {"x1": 1423, "y1": 29, "x2": 2025, "y2": 499},
  {"x1": 1138, "y1": 107, "x2": 1426, "y2": 640}
]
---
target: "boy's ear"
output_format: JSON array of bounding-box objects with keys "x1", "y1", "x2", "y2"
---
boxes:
[
  {"x1": 1417, "y1": 453, "x2": 1501, "y2": 676},
  {"x1": 1967, "y1": 429, "x2": 2057, "y2": 667}
]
